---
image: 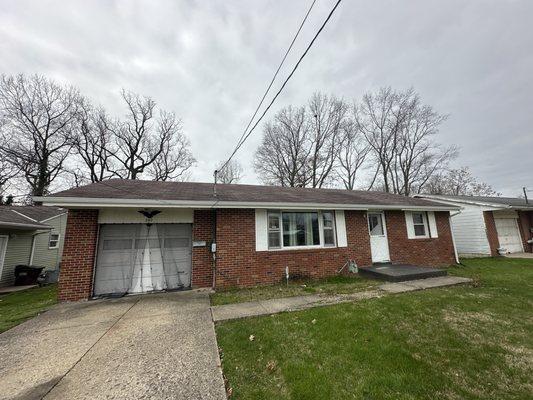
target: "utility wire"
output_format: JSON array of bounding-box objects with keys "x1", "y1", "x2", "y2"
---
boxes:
[
  {"x1": 227, "y1": 0, "x2": 318, "y2": 163},
  {"x1": 218, "y1": 0, "x2": 342, "y2": 174}
]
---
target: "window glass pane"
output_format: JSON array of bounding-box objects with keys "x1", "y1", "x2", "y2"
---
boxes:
[
  {"x1": 414, "y1": 224, "x2": 426, "y2": 236},
  {"x1": 268, "y1": 232, "x2": 281, "y2": 248},
  {"x1": 103, "y1": 239, "x2": 132, "y2": 250},
  {"x1": 282, "y1": 212, "x2": 319, "y2": 247},
  {"x1": 134, "y1": 238, "x2": 161, "y2": 249},
  {"x1": 323, "y1": 212, "x2": 334, "y2": 228},
  {"x1": 368, "y1": 214, "x2": 384, "y2": 236},
  {"x1": 268, "y1": 214, "x2": 280, "y2": 230},
  {"x1": 412, "y1": 213, "x2": 424, "y2": 224},
  {"x1": 324, "y1": 229, "x2": 335, "y2": 246}
]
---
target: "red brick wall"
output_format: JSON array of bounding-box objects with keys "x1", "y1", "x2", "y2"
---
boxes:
[
  {"x1": 386, "y1": 211, "x2": 456, "y2": 266},
  {"x1": 191, "y1": 209, "x2": 214, "y2": 287},
  {"x1": 212, "y1": 209, "x2": 455, "y2": 289},
  {"x1": 58, "y1": 209, "x2": 99, "y2": 301},
  {"x1": 483, "y1": 211, "x2": 500, "y2": 256},
  {"x1": 213, "y1": 209, "x2": 371, "y2": 288},
  {"x1": 518, "y1": 211, "x2": 532, "y2": 253},
  {"x1": 58, "y1": 207, "x2": 459, "y2": 298}
]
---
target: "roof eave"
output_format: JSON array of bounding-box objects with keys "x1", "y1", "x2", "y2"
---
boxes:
[
  {"x1": 34, "y1": 196, "x2": 460, "y2": 211},
  {"x1": 0, "y1": 221, "x2": 52, "y2": 230}
]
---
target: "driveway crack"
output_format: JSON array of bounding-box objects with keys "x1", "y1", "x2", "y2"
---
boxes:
[{"x1": 40, "y1": 298, "x2": 140, "y2": 399}]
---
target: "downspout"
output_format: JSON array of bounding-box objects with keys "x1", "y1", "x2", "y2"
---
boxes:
[
  {"x1": 211, "y1": 208, "x2": 217, "y2": 290},
  {"x1": 449, "y1": 211, "x2": 460, "y2": 264}
]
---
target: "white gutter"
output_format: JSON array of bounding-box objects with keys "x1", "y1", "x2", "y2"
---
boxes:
[
  {"x1": 33, "y1": 196, "x2": 460, "y2": 212},
  {"x1": 414, "y1": 194, "x2": 531, "y2": 210},
  {"x1": 0, "y1": 221, "x2": 52, "y2": 230}
]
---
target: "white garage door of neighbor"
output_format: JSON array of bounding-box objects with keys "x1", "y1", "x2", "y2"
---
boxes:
[
  {"x1": 94, "y1": 224, "x2": 192, "y2": 296},
  {"x1": 494, "y1": 218, "x2": 523, "y2": 254}
]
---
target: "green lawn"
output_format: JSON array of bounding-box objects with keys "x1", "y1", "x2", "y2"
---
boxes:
[
  {"x1": 0, "y1": 285, "x2": 58, "y2": 333},
  {"x1": 211, "y1": 274, "x2": 379, "y2": 306},
  {"x1": 216, "y1": 258, "x2": 533, "y2": 399}
]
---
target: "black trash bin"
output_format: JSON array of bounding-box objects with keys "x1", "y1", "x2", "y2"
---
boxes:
[{"x1": 14, "y1": 265, "x2": 44, "y2": 286}]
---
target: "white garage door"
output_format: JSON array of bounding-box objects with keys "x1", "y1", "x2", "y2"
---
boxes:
[
  {"x1": 94, "y1": 224, "x2": 192, "y2": 296},
  {"x1": 494, "y1": 218, "x2": 523, "y2": 254}
]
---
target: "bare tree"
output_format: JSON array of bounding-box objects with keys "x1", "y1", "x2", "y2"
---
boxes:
[
  {"x1": 216, "y1": 159, "x2": 243, "y2": 184},
  {"x1": 425, "y1": 167, "x2": 500, "y2": 196},
  {"x1": 358, "y1": 87, "x2": 456, "y2": 195},
  {"x1": 355, "y1": 87, "x2": 405, "y2": 192},
  {"x1": 392, "y1": 93, "x2": 457, "y2": 195},
  {"x1": 254, "y1": 106, "x2": 311, "y2": 187},
  {"x1": 109, "y1": 90, "x2": 195, "y2": 180},
  {"x1": 0, "y1": 74, "x2": 81, "y2": 197},
  {"x1": 336, "y1": 116, "x2": 369, "y2": 190},
  {"x1": 307, "y1": 93, "x2": 347, "y2": 188},
  {"x1": 73, "y1": 100, "x2": 115, "y2": 183},
  {"x1": 255, "y1": 93, "x2": 348, "y2": 188},
  {"x1": 0, "y1": 157, "x2": 17, "y2": 196}
]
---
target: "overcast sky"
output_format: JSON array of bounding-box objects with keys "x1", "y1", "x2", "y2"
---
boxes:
[{"x1": 1, "y1": 0, "x2": 531, "y2": 196}]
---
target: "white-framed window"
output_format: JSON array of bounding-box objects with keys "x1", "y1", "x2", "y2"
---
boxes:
[
  {"x1": 267, "y1": 210, "x2": 336, "y2": 250},
  {"x1": 49, "y1": 233, "x2": 60, "y2": 249},
  {"x1": 412, "y1": 212, "x2": 429, "y2": 238}
]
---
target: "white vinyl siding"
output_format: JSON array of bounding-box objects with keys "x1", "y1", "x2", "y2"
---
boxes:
[
  {"x1": 98, "y1": 208, "x2": 193, "y2": 224},
  {"x1": 0, "y1": 232, "x2": 33, "y2": 286},
  {"x1": 449, "y1": 205, "x2": 491, "y2": 256},
  {"x1": 30, "y1": 213, "x2": 67, "y2": 271}
]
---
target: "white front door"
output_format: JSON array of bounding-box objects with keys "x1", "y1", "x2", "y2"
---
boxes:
[
  {"x1": 494, "y1": 218, "x2": 523, "y2": 253},
  {"x1": 368, "y1": 212, "x2": 390, "y2": 263}
]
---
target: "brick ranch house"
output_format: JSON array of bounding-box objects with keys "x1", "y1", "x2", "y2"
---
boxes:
[
  {"x1": 36, "y1": 180, "x2": 460, "y2": 301},
  {"x1": 416, "y1": 194, "x2": 533, "y2": 257}
]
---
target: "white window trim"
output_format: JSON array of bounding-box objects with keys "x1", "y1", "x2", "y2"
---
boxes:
[
  {"x1": 412, "y1": 212, "x2": 430, "y2": 238},
  {"x1": 267, "y1": 210, "x2": 337, "y2": 251},
  {"x1": 49, "y1": 233, "x2": 61, "y2": 249}
]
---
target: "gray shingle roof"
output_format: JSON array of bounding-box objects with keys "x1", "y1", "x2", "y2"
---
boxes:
[
  {"x1": 0, "y1": 206, "x2": 63, "y2": 229},
  {"x1": 5, "y1": 206, "x2": 66, "y2": 222},
  {"x1": 417, "y1": 194, "x2": 533, "y2": 209},
  {"x1": 44, "y1": 179, "x2": 456, "y2": 209}
]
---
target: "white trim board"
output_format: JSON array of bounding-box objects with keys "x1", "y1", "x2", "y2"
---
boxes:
[{"x1": 35, "y1": 196, "x2": 459, "y2": 212}]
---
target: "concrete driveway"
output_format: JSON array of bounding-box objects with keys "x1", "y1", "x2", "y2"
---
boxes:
[{"x1": 0, "y1": 290, "x2": 226, "y2": 400}]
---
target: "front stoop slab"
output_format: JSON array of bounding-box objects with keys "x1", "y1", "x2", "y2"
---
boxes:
[{"x1": 212, "y1": 277, "x2": 473, "y2": 322}]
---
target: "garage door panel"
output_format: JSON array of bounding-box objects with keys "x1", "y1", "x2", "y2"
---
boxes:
[
  {"x1": 94, "y1": 223, "x2": 192, "y2": 296},
  {"x1": 494, "y1": 218, "x2": 523, "y2": 253}
]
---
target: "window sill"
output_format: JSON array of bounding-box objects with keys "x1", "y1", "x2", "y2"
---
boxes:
[{"x1": 262, "y1": 245, "x2": 338, "y2": 253}]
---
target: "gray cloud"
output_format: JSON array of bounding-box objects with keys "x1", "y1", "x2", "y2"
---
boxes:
[{"x1": 1, "y1": 0, "x2": 531, "y2": 195}]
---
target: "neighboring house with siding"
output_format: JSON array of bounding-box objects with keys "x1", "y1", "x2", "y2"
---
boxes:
[
  {"x1": 415, "y1": 195, "x2": 533, "y2": 257},
  {"x1": 36, "y1": 179, "x2": 460, "y2": 302},
  {"x1": 0, "y1": 206, "x2": 67, "y2": 287}
]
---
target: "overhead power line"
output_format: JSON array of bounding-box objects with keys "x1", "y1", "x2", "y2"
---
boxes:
[
  {"x1": 229, "y1": 0, "x2": 318, "y2": 158},
  {"x1": 218, "y1": 0, "x2": 343, "y2": 174}
]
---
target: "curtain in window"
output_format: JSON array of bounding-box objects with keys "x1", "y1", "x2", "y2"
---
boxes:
[{"x1": 282, "y1": 212, "x2": 319, "y2": 247}]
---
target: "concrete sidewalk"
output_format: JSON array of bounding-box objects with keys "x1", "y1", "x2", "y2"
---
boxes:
[{"x1": 211, "y1": 276, "x2": 472, "y2": 322}]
